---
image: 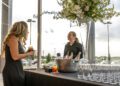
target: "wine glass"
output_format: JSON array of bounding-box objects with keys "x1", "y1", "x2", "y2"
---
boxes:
[{"x1": 78, "y1": 64, "x2": 85, "y2": 80}]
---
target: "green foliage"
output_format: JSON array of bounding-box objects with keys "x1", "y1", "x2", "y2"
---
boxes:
[
  {"x1": 56, "y1": 0, "x2": 120, "y2": 25},
  {"x1": 25, "y1": 55, "x2": 37, "y2": 60},
  {"x1": 95, "y1": 56, "x2": 120, "y2": 63},
  {"x1": 39, "y1": 54, "x2": 56, "y2": 64},
  {"x1": 96, "y1": 56, "x2": 107, "y2": 63},
  {"x1": 46, "y1": 53, "x2": 52, "y2": 63}
]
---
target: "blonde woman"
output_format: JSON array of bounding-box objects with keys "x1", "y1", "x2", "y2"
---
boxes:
[{"x1": 1, "y1": 21, "x2": 34, "y2": 86}]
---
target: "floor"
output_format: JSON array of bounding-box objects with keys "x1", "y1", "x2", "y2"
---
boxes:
[{"x1": 0, "y1": 73, "x2": 3, "y2": 86}]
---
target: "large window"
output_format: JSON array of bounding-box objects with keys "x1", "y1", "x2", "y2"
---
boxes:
[
  {"x1": 12, "y1": 0, "x2": 85, "y2": 68},
  {"x1": 12, "y1": 0, "x2": 120, "y2": 68},
  {"x1": 42, "y1": 0, "x2": 120, "y2": 65},
  {"x1": 41, "y1": 0, "x2": 86, "y2": 66},
  {"x1": 12, "y1": 0, "x2": 38, "y2": 69}
]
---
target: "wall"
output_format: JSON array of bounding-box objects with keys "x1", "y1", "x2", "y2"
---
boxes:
[{"x1": 0, "y1": 0, "x2": 12, "y2": 72}]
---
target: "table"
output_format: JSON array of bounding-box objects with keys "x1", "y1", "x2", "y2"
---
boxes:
[{"x1": 25, "y1": 70, "x2": 112, "y2": 86}]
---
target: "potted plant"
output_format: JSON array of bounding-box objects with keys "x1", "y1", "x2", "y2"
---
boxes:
[{"x1": 56, "y1": 0, "x2": 120, "y2": 25}]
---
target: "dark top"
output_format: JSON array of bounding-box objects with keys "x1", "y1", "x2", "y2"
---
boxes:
[
  {"x1": 64, "y1": 42, "x2": 83, "y2": 59},
  {"x1": 3, "y1": 41, "x2": 25, "y2": 86}
]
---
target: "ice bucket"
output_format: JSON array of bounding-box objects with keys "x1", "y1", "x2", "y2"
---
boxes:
[{"x1": 56, "y1": 59, "x2": 79, "y2": 73}]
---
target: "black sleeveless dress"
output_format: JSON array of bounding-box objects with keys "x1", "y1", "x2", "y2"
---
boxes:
[{"x1": 2, "y1": 41, "x2": 25, "y2": 86}]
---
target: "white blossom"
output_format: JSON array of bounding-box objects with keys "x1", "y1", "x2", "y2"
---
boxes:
[
  {"x1": 92, "y1": 0, "x2": 98, "y2": 4},
  {"x1": 84, "y1": 6, "x2": 89, "y2": 11},
  {"x1": 74, "y1": 5, "x2": 80, "y2": 10}
]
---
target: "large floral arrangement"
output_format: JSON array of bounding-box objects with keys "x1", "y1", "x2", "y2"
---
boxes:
[{"x1": 57, "y1": 0, "x2": 120, "y2": 25}]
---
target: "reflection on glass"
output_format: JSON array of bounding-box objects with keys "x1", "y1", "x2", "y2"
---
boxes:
[{"x1": 78, "y1": 64, "x2": 120, "y2": 86}]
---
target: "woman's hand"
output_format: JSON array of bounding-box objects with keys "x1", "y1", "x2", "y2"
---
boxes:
[{"x1": 26, "y1": 51, "x2": 34, "y2": 56}]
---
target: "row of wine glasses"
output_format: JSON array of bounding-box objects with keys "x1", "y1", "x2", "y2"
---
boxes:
[{"x1": 77, "y1": 64, "x2": 120, "y2": 86}]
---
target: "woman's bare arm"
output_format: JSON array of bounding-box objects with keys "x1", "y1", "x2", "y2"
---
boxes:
[{"x1": 8, "y1": 36, "x2": 33, "y2": 61}]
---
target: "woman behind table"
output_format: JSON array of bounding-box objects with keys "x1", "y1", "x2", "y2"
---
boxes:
[
  {"x1": 64, "y1": 31, "x2": 83, "y2": 59},
  {"x1": 1, "y1": 21, "x2": 34, "y2": 86}
]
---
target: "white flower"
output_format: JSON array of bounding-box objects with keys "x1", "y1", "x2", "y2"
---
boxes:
[
  {"x1": 84, "y1": 6, "x2": 89, "y2": 11},
  {"x1": 92, "y1": 0, "x2": 98, "y2": 4},
  {"x1": 76, "y1": 14, "x2": 81, "y2": 18},
  {"x1": 80, "y1": 12, "x2": 84, "y2": 19},
  {"x1": 81, "y1": 0, "x2": 84, "y2": 2},
  {"x1": 74, "y1": 5, "x2": 80, "y2": 10},
  {"x1": 72, "y1": 9, "x2": 82, "y2": 14},
  {"x1": 57, "y1": 0, "x2": 118, "y2": 25},
  {"x1": 92, "y1": 14, "x2": 96, "y2": 17},
  {"x1": 67, "y1": 0, "x2": 72, "y2": 3}
]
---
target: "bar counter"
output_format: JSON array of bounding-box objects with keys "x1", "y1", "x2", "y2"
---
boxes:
[{"x1": 25, "y1": 70, "x2": 112, "y2": 86}]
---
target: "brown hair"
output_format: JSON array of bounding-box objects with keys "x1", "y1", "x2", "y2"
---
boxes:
[
  {"x1": 68, "y1": 31, "x2": 79, "y2": 43},
  {"x1": 1, "y1": 21, "x2": 28, "y2": 57}
]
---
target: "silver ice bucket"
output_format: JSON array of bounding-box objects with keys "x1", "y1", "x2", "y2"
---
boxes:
[{"x1": 56, "y1": 59, "x2": 79, "y2": 73}]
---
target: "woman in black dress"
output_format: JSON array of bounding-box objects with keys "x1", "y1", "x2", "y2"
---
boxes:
[
  {"x1": 1, "y1": 21, "x2": 34, "y2": 86},
  {"x1": 64, "y1": 31, "x2": 83, "y2": 59}
]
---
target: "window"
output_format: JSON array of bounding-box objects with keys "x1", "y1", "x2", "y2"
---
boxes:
[
  {"x1": 12, "y1": 0, "x2": 38, "y2": 69},
  {"x1": 40, "y1": 0, "x2": 87, "y2": 67}
]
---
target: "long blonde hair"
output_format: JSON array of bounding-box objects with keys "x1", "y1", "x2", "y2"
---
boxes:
[{"x1": 1, "y1": 21, "x2": 28, "y2": 57}]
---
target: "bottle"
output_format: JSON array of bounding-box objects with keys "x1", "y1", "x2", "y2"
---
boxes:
[
  {"x1": 75, "y1": 52, "x2": 81, "y2": 61},
  {"x1": 27, "y1": 45, "x2": 34, "y2": 52},
  {"x1": 69, "y1": 52, "x2": 73, "y2": 59},
  {"x1": 27, "y1": 45, "x2": 34, "y2": 60},
  {"x1": 64, "y1": 51, "x2": 69, "y2": 59}
]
